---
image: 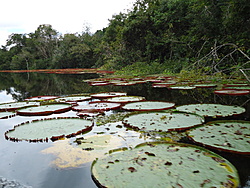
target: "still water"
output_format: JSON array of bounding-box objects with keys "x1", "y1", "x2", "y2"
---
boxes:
[{"x1": 0, "y1": 72, "x2": 249, "y2": 188}]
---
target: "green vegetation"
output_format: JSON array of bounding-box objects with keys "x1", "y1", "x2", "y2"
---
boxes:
[{"x1": 0, "y1": 0, "x2": 249, "y2": 77}]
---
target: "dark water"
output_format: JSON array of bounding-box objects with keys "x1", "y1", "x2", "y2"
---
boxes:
[{"x1": 0, "y1": 72, "x2": 249, "y2": 188}]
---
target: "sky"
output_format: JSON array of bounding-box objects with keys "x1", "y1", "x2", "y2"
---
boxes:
[{"x1": 0, "y1": 0, "x2": 136, "y2": 46}]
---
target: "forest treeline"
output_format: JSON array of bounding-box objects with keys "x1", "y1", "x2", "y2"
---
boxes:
[{"x1": 0, "y1": 0, "x2": 249, "y2": 75}]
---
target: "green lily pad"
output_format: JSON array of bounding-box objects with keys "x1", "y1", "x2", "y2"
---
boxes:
[
  {"x1": 122, "y1": 111, "x2": 204, "y2": 132},
  {"x1": 214, "y1": 90, "x2": 250, "y2": 96},
  {"x1": 176, "y1": 104, "x2": 245, "y2": 117},
  {"x1": 0, "y1": 111, "x2": 15, "y2": 119},
  {"x1": 25, "y1": 95, "x2": 59, "y2": 101},
  {"x1": 5, "y1": 117, "x2": 93, "y2": 142},
  {"x1": 223, "y1": 86, "x2": 250, "y2": 91},
  {"x1": 91, "y1": 142, "x2": 239, "y2": 187},
  {"x1": 194, "y1": 84, "x2": 217, "y2": 88},
  {"x1": 168, "y1": 86, "x2": 196, "y2": 90},
  {"x1": 188, "y1": 120, "x2": 250, "y2": 154},
  {"x1": 106, "y1": 96, "x2": 146, "y2": 104},
  {"x1": 91, "y1": 92, "x2": 127, "y2": 99},
  {"x1": 0, "y1": 102, "x2": 39, "y2": 111},
  {"x1": 72, "y1": 102, "x2": 121, "y2": 112},
  {"x1": 56, "y1": 95, "x2": 91, "y2": 102},
  {"x1": 122, "y1": 101, "x2": 175, "y2": 111},
  {"x1": 16, "y1": 103, "x2": 72, "y2": 116}
]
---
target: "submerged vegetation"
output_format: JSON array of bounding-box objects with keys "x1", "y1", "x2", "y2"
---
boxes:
[{"x1": 0, "y1": 0, "x2": 249, "y2": 78}]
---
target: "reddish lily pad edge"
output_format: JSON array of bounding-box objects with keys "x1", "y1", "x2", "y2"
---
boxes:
[{"x1": 4, "y1": 117, "x2": 93, "y2": 142}]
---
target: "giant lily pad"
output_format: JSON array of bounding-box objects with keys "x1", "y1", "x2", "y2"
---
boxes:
[
  {"x1": 122, "y1": 101, "x2": 175, "y2": 111},
  {"x1": 56, "y1": 95, "x2": 91, "y2": 102},
  {"x1": 91, "y1": 92, "x2": 127, "y2": 99},
  {"x1": 176, "y1": 104, "x2": 245, "y2": 117},
  {"x1": 122, "y1": 111, "x2": 204, "y2": 132},
  {"x1": 5, "y1": 117, "x2": 93, "y2": 142},
  {"x1": 91, "y1": 142, "x2": 239, "y2": 187},
  {"x1": 214, "y1": 90, "x2": 250, "y2": 96},
  {"x1": 25, "y1": 95, "x2": 59, "y2": 101},
  {"x1": 0, "y1": 102, "x2": 39, "y2": 111},
  {"x1": 0, "y1": 111, "x2": 15, "y2": 119},
  {"x1": 72, "y1": 102, "x2": 121, "y2": 112},
  {"x1": 16, "y1": 103, "x2": 72, "y2": 116},
  {"x1": 188, "y1": 120, "x2": 250, "y2": 154},
  {"x1": 106, "y1": 96, "x2": 146, "y2": 104}
]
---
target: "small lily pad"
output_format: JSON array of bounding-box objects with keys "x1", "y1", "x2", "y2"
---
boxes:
[
  {"x1": 16, "y1": 103, "x2": 72, "y2": 116},
  {"x1": 122, "y1": 101, "x2": 175, "y2": 111},
  {"x1": 188, "y1": 120, "x2": 250, "y2": 154},
  {"x1": 176, "y1": 104, "x2": 245, "y2": 117},
  {"x1": 91, "y1": 142, "x2": 239, "y2": 187},
  {"x1": 5, "y1": 117, "x2": 93, "y2": 142},
  {"x1": 122, "y1": 111, "x2": 204, "y2": 132}
]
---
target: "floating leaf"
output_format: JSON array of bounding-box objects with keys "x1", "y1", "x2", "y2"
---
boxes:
[
  {"x1": 72, "y1": 102, "x2": 121, "y2": 112},
  {"x1": 91, "y1": 92, "x2": 127, "y2": 99},
  {"x1": 25, "y1": 95, "x2": 59, "y2": 101},
  {"x1": 5, "y1": 117, "x2": 93, "y2": 142},
  {"x1": 16, "y1": 103, "x2": 72, "y2": 116},
  {"x1": 168, "y1": 86, "x2": 196, "y2": 90},
  {"x1": 56, "y1": 95, "x2": 91, "y2": 102},
  {"x1": 122, "y1": 101, "x2": 175, "y2": 111},
  {"x1": 122, "y1": 111, "x2": 204, "y2": 132},
  {"x1": 0, "y1": 102, "x2": 39, "y2": 111},
  {"x1": 214, "y1": 90, "x2": 250, "y2": 96},
  {"x1": 188, "y1": 120, "x2": 250, "y2": 154},
  {"x1": 194, "y1": 84, "x2": 217, "y2": 88},
  {"x1": 0, "y1": 111, "x2": 15, "y2": 119},
  {"x1": 91, "y1": 142, "x2": 239, "y2": 187},
  {"x1": 176, "y1": 104, "x2": 245, "y2": 117},
  {"x1": 106, "y1": 96, "x2": 146, "y2": 104}
]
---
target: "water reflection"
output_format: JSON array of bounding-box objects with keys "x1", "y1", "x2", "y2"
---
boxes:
[{"x1": 0, "y1": 72, "x2": 249, "y2": 188}]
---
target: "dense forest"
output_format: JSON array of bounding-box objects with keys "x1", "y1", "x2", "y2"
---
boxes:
[{"x1": 0, "y1": 0, "x2": 249, "y2": 76}]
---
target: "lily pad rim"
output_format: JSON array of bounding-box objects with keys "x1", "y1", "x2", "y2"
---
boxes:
[
  {"x1": 187, "y1": 120, "x2": 250, "y2": 155},
  {"x1": 121, "y1": 100, "x2": 176, "y2": 111}
]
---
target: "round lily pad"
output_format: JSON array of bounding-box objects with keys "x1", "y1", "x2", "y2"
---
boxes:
[
  {"x1": 25, "y1": 95, "x2": 59, "y2": 101},
  {"x1": 214, "y1": 90, "x2": 250, "y2": 96},
  {"x1": 91, "y1": 142, "x2": 239, "y2": 188},
  {"x1": 168, "y1": 86, "x2": 196, "y2": 90},
  {"x1": 5, "y1": 117, "x2": 93, "y2": 142},
  {"x1": 223, "y1": 86, "x2": 250, "y2": 91},
  {"x1": 106, "y1": 96, "x2": 146, "y2": 104},
  {"x1": 16, "y1": 103, "x2": 72, "y2": 116},
  {"x1": 188, "y1": 120, "x2": 250, "y2": 154},
  {"x1": 122, "y1": 101, "x2": 175, "y2": 111},
  {"x1": 194, "y1": 84, "x2": 217, "y2": 88},
  {"x1": 122, "y1": 111, "x2": 204, "y2": 132},
  {"x1": 0, "y1": 111, "x2": 15, "y2": 119},
  {"x1": 0, "y1": 102, "x2": 39, "y2": 111},
  {"x1": 56, "y1": 95, "x2": 91, "y2": 102},
  {"x1": 72, "y1": 102, "x2": 121, "y2": 112},
  {"x1": 91, "y1": 92, "x2": 127, "y2": 99},
  {"x1": 176, "y1": 104, "x2": 246, "y2": 117}
]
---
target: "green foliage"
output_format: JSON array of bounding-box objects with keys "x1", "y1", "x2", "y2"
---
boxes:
[{"x1": 0, "y1": 0, "x2": 249, "y2": 74}]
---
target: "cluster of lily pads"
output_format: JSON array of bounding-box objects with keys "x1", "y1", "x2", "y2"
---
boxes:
[
  {"x1": 1, "y1": 79, "x2": 249, "y2": 187},
  {"x1": 84, "y1": 75, "x2": 250, "y2": 95}
]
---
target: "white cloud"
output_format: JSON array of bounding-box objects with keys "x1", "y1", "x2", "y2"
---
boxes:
[{"x1": 0, "y1": 0, "x2": 135, "y2": 46}]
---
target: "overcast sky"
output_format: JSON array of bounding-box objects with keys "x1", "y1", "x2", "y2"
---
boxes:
[{"x1": 0, "y1": 0, "x2": 136, "y2": 46}]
